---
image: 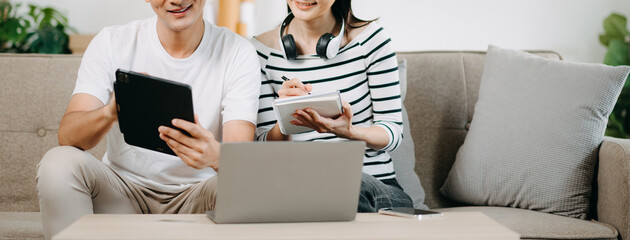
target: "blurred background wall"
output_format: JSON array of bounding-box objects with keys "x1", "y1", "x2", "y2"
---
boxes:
[{"x1": 9, "y1": 0, "x2": 630, "y2": 63}]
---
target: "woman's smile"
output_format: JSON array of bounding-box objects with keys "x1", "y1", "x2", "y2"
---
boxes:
[{"x1": 295, "y1": 0, "x2": 317, "y2": 10}]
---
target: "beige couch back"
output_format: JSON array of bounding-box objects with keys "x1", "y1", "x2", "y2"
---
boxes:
[
  {"x1": 0, "y1": 54, "x2": 106, "y2": 212},
  {"x1": 0, "y1": 51, "x2": 561, "y2": 212}
]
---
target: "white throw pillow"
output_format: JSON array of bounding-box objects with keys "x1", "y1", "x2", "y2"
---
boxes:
[{"x1": 440, "y1": 45, "x2": 630, "y2": 219}]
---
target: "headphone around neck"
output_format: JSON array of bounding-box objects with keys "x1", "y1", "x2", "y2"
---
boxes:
[{"x1": 279, "y1": 13, "x2": 345, "y2": 60}]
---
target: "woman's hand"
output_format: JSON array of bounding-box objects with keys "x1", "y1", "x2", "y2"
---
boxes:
[
  {"x1": 278, "y1": 78, "x2": 312, "y2": 98},
  {"x1": 158, "y1": 115, "x2": 221, "y2": 171},
  {"x1": 291, "y1": 101, "x2": 356, "y2": 139}
]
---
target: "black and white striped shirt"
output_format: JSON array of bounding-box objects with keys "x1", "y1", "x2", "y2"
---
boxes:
[{"x1": 252, "y1": 23, "x2": 402, "y2": 180}]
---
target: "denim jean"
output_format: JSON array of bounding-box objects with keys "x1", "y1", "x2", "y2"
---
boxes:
[{"x1": 357, "y1": 173, "x2": 413, "y2": 212}]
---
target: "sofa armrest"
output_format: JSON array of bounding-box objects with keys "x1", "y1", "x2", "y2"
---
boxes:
[{"x1": 598, "y1": 137, "x2": 630, "y2": 240}]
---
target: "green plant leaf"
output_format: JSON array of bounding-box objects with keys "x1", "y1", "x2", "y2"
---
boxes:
[
  {"x1": 1, "y1": 2, "x2": 73, "y2": 54},
  {"x1": 607, "y1": 111, "x2": 628, "y2": 138},
  {"x1": 27, "y1": 4, "x2": 39, "y2": 24},
  {"x1": 48, "y1": 7, "x2": 68, "y2": 25},
  {"x1": 615, "y1": 89, "x2": 630, "y2": 112},
  {"x1": 606, "y1": 127, "x2": 622, "y2": 138},
  {"x1": 0, "y1": 17, "x2": 27, "y2": 45},
  {"x1": 603, "y1": 13, "x2": 630, "y2": 138},
  {"x1": 604, "y1": 39, "x2": 630, "y2": 67},
  {"x1": 603, "y1": 13, "x2": 630, "y2": 40},
  {"x1": 25, "y1": 25, "x2": 69, "y2": 54},
  {"x1": 609, "y1": 85, "x2": 630, "y2": 138},
  {"x1": 600, "y1": 34, "x2": 611, "y2": 46},
  {"x1": 609, "y1": 113, "x2": 621, "y2": 136},
  {"x1": 40, "y1": 7, "x2": 54, "y2": 28}
]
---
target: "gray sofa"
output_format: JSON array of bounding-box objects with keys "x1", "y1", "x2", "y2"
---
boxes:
[{"x1": 1, "y1": 52, "x2": 629, "y2": 240}]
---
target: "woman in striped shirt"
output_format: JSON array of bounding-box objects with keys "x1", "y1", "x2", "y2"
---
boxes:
[{"x1": 252, "y1": 0, "x2": 413, "y2": 212}]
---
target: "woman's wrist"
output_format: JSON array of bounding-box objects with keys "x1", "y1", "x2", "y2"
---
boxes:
[
  {"x1": 266, "y1": 122, "x2": 290, "y2": 141},
  {"x1": 344, "y1": 124, "x2": 362, "y2": 141}
]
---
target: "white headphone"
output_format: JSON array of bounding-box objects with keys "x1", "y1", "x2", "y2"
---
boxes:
[{"x1": 278, "y1": 12, "x2": 345, "y2": 60}]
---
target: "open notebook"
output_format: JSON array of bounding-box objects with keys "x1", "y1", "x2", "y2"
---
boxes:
[{"x1": 272, "y1": 91, "x2": 343, "y2": 135}]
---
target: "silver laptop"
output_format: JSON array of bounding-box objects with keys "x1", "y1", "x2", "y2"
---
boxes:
[{"x1": 206, "y1": 141, "x2": 365, "y2": 224}]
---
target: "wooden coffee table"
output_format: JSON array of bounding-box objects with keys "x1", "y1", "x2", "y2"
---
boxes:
[{"x1": 53, "y1": 212, "x2": 519, "y2": 240}]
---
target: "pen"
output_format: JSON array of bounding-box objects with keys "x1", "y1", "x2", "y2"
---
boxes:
[{"x1": 282, "y1": 76, "x2": 310, "y2": 95}]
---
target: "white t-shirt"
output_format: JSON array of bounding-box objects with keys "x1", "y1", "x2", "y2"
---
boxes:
[{"x1": 73, "y1": 17, "x2": 261, "y2": 193}]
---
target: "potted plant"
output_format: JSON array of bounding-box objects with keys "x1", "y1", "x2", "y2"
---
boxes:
[
  {"x1": 600, "y1": 13, "x2": 630, "y2": 138},
  {"x1": 0, "y1": 0, "x2": 73, "y2": 54},
  {"x1": 0, "y1": 1, "x2": 29, "y2": 52}
]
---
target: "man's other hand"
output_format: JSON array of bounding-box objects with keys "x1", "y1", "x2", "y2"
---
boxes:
[{"x1": 158, "y1": 116, "x2": 220, "y2": 171}]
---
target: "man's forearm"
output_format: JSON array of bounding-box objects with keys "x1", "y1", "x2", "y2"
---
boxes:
[
  {"x1": 223, "y1": 120, "x2": 256, "y2": 142},
  {"x1": 58, "y1": 106, "x2": 117, "y2": 150}
]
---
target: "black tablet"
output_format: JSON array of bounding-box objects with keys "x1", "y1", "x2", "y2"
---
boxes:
[{"x1": 114, "y1": 69, "x2": 195, "y2": 156}]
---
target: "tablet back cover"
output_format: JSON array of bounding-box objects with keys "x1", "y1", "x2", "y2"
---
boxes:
[{"x1": 114, "y1": 69, "x2": 194, "y2": 156}]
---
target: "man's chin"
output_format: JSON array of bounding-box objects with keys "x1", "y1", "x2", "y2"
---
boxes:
[
  {"x1": 162, "y1": 18, "x2": 201, "y2": 32},
  {"x1": 170, "y1": 23, "x2": 195, "y2": 32}
]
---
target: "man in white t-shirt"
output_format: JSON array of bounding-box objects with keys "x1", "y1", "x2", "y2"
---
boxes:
[{"x1": 35, "y1": 0, "x2": 260, "y2": 239}]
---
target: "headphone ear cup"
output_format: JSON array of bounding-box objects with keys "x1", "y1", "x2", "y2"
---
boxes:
[
  {"x1": 316, "y1": 33, "x2": 335, "y2": 59},
  {"x1": 282, "y1": 34, "x2": 298, "y2": 60}
]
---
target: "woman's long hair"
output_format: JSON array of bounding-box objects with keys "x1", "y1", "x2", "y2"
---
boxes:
[
  {"x1": 287, "y1": 0, "x2": 378, "y2": 29},
  {"x1": 331, "y1": 0, "x2": 377, "y2": 28}
]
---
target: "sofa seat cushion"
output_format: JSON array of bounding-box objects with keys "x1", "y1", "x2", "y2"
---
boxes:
[
  {"x1": 435, "y1": 207, "x2": 617, "y2": 240},
  {"x1": 0, "y1": 212, "x2": 43, "y2": 240}
]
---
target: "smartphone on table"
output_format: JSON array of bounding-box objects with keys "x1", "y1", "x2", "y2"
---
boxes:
[{"x1": 377, "y1": 207, "x2": 443, "y2": 220}]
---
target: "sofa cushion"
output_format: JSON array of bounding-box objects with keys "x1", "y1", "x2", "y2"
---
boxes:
[
  {"x1": 440, "y1": 45, "x2": 630, "y2": 219},
  {"x1": 0, "y1": 212, "x2": 44, "y2": 240},
  {"x1": 392, "y1": 59, "x2": 427, "y2": 209},
  {"x1": 435, "y1": 207, "x2": 618, "y2": 240}
]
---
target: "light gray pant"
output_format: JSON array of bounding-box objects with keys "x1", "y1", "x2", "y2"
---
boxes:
[{"x1": 36, "y1": 146, "x2": 217, "y2": 240}]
